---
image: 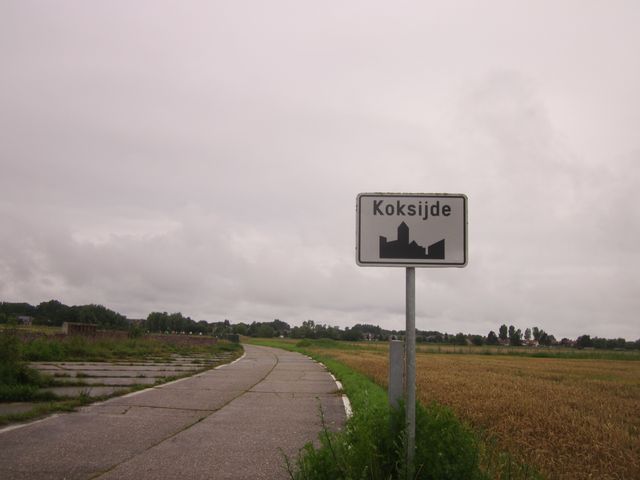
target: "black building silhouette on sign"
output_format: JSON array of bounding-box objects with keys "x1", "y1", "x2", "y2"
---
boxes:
[{"x1": 379, "y1": 222, "x2": 445, "y2": 260}]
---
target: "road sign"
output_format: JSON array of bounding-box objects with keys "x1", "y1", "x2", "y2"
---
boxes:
[{"x1": 356, "y1": 193, "x2": 468, "y2": 267}]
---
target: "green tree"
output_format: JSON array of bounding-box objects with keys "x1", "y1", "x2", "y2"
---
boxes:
[
  {"x1": 342, "y1": 326, "x2": 362, "y2": 341},
  {"x1": 232, "y1": 323, "x2": 248, "y2": 336},
  {"x1": 576, "y1": 335, "x2": 592, "y2": 348},
  {"x1": 539, "y1": 330, "x2": 550, "y2": 345},
  {"x1": 532, "y1": 326, "x2": 541, "y2": 341},
  {"x1": 36, "y1": 300, "x2": 70, "y2": 326},
  {"x1": 270, "y1": 319, "x2": 290, "y2": 337},
  {"x1": 498, "y1": 324, "x2": 508, "y2": 341},
  {"x1": 453, "y1": 333, "x2": 467, "y2": 345},
  {"x1": 255, "y1": 324, "x2": 275, "y2": 338},
  {"x1": 299, "y1": 320, "x2": 316, "y2": 339},
  {"x1": 512, "y1": 329, "x2": 523, "y2": 346},
  {"x1": 486, "y1": 331, "x2": 499, "y2": 345},
  {"x1": 524, "y1": 328, "x2": 531, "y2": 341}
]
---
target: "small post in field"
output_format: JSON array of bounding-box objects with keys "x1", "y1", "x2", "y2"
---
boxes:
[{"x1": 388, "y1": 339, "x2": 404, "y2": 408}]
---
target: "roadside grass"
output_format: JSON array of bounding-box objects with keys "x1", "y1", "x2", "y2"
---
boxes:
[
  {"x1": 249, "y1": 338, "x2": 539, "y2": 480},
  {"x1": 0, "y1": 387, "x2": 144, "y2": 427},
  {"x1": 20, "y1": 335, "x2": 240, "y2": 362},
  {"x1": 0, "y1": 398, "x2": 96, "y2": 427}
]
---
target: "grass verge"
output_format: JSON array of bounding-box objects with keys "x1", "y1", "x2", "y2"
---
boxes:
[{"x1": 248, "y1": 338, "x2": 541, "y2": 480}]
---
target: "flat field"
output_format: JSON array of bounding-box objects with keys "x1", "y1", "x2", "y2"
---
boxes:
[{"x1": 296, "y1": 341, "x2": 640, "y2": 480}]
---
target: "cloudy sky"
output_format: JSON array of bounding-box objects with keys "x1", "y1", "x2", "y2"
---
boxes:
[{"x1": 1, "y1": 1, "x2": 638, "y2": 339}]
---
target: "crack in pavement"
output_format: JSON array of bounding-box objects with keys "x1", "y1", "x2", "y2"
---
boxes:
[{"x1": 91, "y1": 348, "x2": 280, "y2": 479}]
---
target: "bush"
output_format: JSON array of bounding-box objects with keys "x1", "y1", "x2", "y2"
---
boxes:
[
  {"x1": 0, "y1": 325, "x2": 21, "y2": 364},
  {"x1": 0, "y1": 327, "x2": 53, "y2": 400},
  {"x1": 22, "y1": 337, "x2": 65, "y2": 361},
  {"x1": 128, "y1": 324, "x2": 143, "y2": 339}
]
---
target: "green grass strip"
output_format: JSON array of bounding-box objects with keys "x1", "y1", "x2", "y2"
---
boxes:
[{"x1": 249, "y1": 338, "x2": 542, "y2": 480}]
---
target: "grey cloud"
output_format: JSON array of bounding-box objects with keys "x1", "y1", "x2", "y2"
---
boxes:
[{"x1": 1, "y1": 2, "x2": 638, "y2": 340}]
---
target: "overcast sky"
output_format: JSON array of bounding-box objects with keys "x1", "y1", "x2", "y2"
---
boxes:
[{"x1": 1, "y1": 1, "x2": 638, "y2": 339}]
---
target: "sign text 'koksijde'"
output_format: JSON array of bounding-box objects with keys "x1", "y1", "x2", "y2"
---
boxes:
[{"x1": 373, "y1": 200, "x2": 451, "y2": 220}]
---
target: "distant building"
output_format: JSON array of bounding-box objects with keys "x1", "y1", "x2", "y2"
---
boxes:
[
  {"x1": 62, "y1": 322, "x2": 97, "y2": 336},
  {"x1": 17, "y1": 316, "x2": 33, "y2": 326}
]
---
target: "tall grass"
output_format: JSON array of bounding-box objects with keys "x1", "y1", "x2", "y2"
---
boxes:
[
  {"x1": 0, "y1": 325, "x2": 55, "y2": 401},
  {"x1": 20, "y1": 335, "x2": 241, "y2": 361}
]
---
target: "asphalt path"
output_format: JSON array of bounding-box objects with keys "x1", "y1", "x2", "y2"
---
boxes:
[{"x1": 0, "y1": 345, "x2": 347, "y2": 480}]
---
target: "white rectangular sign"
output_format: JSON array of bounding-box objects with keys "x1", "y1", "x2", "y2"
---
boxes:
[{"x1": 356, "y1": 193, "x2": 468, "y2": 267}]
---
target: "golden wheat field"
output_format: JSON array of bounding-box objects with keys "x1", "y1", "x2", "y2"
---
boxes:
[{"x1": 311, "y1": 345, "x2": 640, "y2": 480}]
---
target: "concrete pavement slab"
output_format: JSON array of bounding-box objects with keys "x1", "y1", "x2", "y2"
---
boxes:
[
  {"x1": 0, "y1": 406, "x2": 209, "y2": 480},
  {"x1": 106, "y1": 385, "x2": 246, "y2": 410},
  {"x1": 47, "y1": 370, "x2": 192, "y2": 378},
  {"x1": 251, "y1": 380, "x2": 338, "y2": 394},
  {"x1": 53, "y1": 376, "x2": 158, "y2": 386},
  {"x1": 0, "y1": 345, "x2": 346, "y2": 480},
  {"x1": 42, "y1": 386, "x2": 131, "y2": 398},
  {"x1": 0, "y1": 402, "x2": 42, "y2": 415},
  {"x1": 97, "y1": 392, "x2": 344, "y2": 480}
]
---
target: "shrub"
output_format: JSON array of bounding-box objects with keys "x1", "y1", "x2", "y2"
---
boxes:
[
  {"x1": 0, "y1": 325, "x2": 21, "y2": 364},
  {"x1": 0, "y1": 327, "x2": 53, "y2": 397}
]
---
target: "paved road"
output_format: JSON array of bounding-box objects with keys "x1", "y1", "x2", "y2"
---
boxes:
[{"x1": 0, "y1": 345, "x2": 346, "y2": 480}]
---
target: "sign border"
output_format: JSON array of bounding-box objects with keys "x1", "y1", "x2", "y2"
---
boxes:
[{"x1": 356, "y1": 192, "x2": 468, "y2": 268}]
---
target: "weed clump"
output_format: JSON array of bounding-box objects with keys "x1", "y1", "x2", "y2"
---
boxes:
[
  {"x1": 290, "y1": 400, "x2": 483, "y2": 480},
  {"x1": 0, "y1": 326, "x2": 55, "y2": 402}
]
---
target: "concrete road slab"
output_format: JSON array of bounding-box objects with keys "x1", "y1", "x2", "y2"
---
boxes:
[
  {"x1": 32, "y1": 364, "x2": 202, "y2": 373},
  {"x1": 42, "y1": 386, "x2": 131, "y2": 398},
  {"x1": 0, "y1": 406, "x2": 209, "y2": 480},
  {"x1": 98, "y1": 394, "x2": 344, "y2": 480},
  {"x1": 106, "y1": 386, "x2": 246, "y2": 411},
  {"x1": 0, "y1": 345, "x2": 347, "y2": 480},
  {"x1": 47, "y1": 370, "x2": 189, "y2": 378},
  {"x1": 54, "y1": 376, "x2": 158, "y2": 386},
  {"x1": 267, "y1": 371, "x2": 335, "y2": 381},
  {"x1": 0, "y1": 402, "x2": 43, "y2": 415},
  {"x1": 251, "y1": 380, "x2": 339, "y2": 394}
]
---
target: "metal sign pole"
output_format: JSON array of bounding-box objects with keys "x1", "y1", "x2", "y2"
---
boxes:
[
  {"x1": 405, "y1": 267, "x2": 416, "y2": 478},
  {"x1": 355, "y1": 192, "x2": 468, "y2": 479}
]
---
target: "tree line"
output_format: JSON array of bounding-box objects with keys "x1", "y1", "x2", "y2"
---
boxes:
[
  {"x1": 1, "y1": 300, "x2": 638, "y2": 349},
  {"x1": 0, "y1": 300, "x2": 128, "y2": 330}
]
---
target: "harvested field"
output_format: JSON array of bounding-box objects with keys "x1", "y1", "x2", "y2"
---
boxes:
[{"x1": 308, "y1": 345, "x2": 640, "y2": 480}]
